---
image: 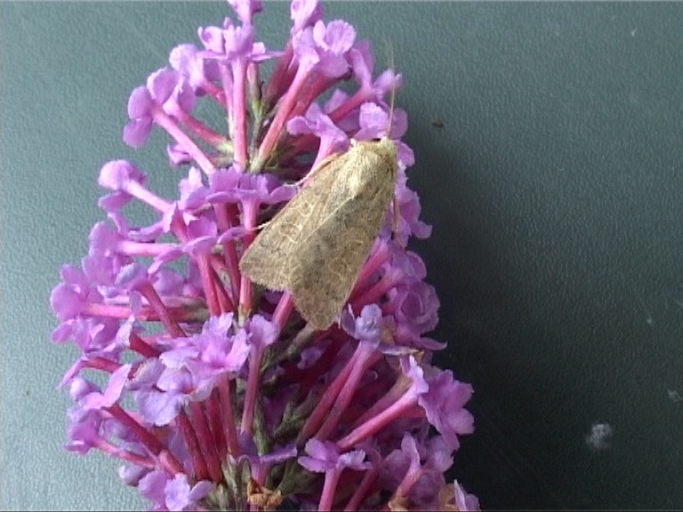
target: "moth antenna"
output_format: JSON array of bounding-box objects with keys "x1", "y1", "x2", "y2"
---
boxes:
[
  {"x1": 385, "y1": 40, "x2": 396, "y2": 139},
  {"x1": 381, "y1": 41, "x2": 403, "y2": 244}
]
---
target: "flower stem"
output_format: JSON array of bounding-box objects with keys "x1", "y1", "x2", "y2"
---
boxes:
[
  {"x1": 153, "y1": 108, "x2": 216, "y2": 174},
  {"x1": 272, "y1": 293, "x2": 294, "y2": 330},
  {"x1": 138, "y1": 282, "x2": 186, "y2": 338},
  {"x1": 197, "y1": 256, "x2": 221, "y2": 316},
  {"x1": 206, "y1": 389, "x2": 227, "y2": 461},
  {"x1": 336, "y1": 390, "x2": 419, "y2": 451},
  {"x1": 188, "y1": 401, "x2": 223, "y2": 482},
  {"x1": 129, "y1": 331, "x2": 162, "y2": 358},
  {"x1": 316, "y1": 344, "x2": 381, "y2": 441},
  {"x1": 344, "y1": 466, "x2": 379, "y2": 511},
  {"x1": 255, "y1": 65, "x2": 313, "y2": 170},
  {"x1": 241, "y1": 346, "x2": 263, "y2": 435},
  {"x1": 264, "y1": 42, "x2": 293, "y2": 105},
  {"x1": 177, "y1": 111, "x2": 230, "y2": 148},
  {"x1": 214, "y1": 203, "x2": 241, "y2": 302},
  {"x1": 350, "y1": 267, "x2": 402, "y2": 313},
  {"x1": 177, "y1": 409, "x2": 210, "y2": 481},
  {"x1": 319, "y1": 468, "x2": 342, "y2": 511},
  {"x1": 218, "y1": 376, "x2": 240, "y2": 456},
  {"x1": 299, "y1": 349, "x2": 357, "y2": 442},
  {"x1": 231, "y1": 59, "x2": 249, "y2": 166}
]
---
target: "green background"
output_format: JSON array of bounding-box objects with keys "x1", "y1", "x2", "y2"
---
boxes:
[{"x1": 2, "y1": 2, "x2": 683, "y2": 509}]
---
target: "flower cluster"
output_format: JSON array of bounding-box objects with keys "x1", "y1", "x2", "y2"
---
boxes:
[{"x1": 50, "y1": 0, "x2": 479, "y2": 510}]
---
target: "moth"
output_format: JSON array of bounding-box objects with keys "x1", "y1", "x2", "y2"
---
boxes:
[{"x1": 239, "y1": 136, "x2": 398, "y2": 330}]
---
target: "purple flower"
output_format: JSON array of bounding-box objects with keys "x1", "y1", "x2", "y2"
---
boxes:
[
  {"x1": 169, "y1": 44, "x2": 221, "y2": 95},
  {"x1": 135, "y1": 370, "x2": 197, "y2": 427},
  {"x1": 453, "y1": 480, "x2": 481, "y2": 511},
  {"x1": 394, "y1": 177, "x2": 433, "y2": 242},
  {"x1": 348, "y1": 42, "x2": 403, "y2": 101},
  {"x1": 192, "y1": 317, "x2": 250, "y2": 377},
  {"x1": 290, "y1": 0, "x2": 323, "y2": 33},
  {"x1": 167, "y1": 143, "x2": 194, "y2": 167},
  {"x1": 178, "y1": 167, "x2": 210, "y2": 210},
  {"x1": 164, "y1": 474, "x2": 215, "y2": 511},
  {"x1": 439, "y1": 480, "x2": 481, "y2": 511},
  {"x1": 123, "y1": 70, "x2": 195, "y2": 148},
  {"x1": 80, "y1": 364, "x2": 130, "y2": 410},
  {"x1": 246, "y1": 314, "x2": 278, "y2": 351},
  {"x1": 228, "y1": 0, "x2": 264, "y2": 25},
  {"x1": 205, "y1": 22, "x2": 254, "y2": 62},
  {"x1": 231, "y1": 434, "x2": 297, "y2": 474},
  {"x1": 354, "y1": 101, "x2": 406, "y2": 141},
  {"x1": 298, "y1": 439, "x2": 368, "y2": 473},
  {"x1": 50, "y1": 278, "x2": 89, "y2": 322},
  {"x1": 207, "y1": 164, "x2": 294, "y2": 217},
  {"x1": 50, "y1": 1, "x2": 479, "y2": 510},
  {"x1": 98, "y1": 159, "x2": 146, "y2": 195},
  {"x1": 340, "y1": 304, "x2": 384, "y2": 343},
  {"x1": 118, "y1": 463, "x2": 150, "y2": 487},
  {"x1": 138, "y1": 471, "x2": 170, "y2": 508},
  {"x1": 184, "y1": 217, "x2": 218, "y2": 257},
  {"x1": 65, "y1": 405, "x2": 104, "y2": 455},
  {"x1": 123, "y1": 87, "x2": 156, "y2": 148},
  {"x1": 419, "y1": 368, "x2": 475, "y2": 451},
  {"x1": 200, "y1": 20, "x2": 277, "y2": 65},
  {"x1": 390, "y1": 281, "x2": 440, "y2": 343},
  {"x1": 292, "y1": 19, "x2": 355, "y2": 78},
  {"x1": 312, "y1": 20, "x2": 356, "y2": 76},
  {"x1": 288, "y1": 104, "x2": 349, "y2": 162}
]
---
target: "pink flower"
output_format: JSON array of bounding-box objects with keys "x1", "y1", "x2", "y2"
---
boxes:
[{"x1": 49, "y1": 1, "x2": 478, "y2": 510}]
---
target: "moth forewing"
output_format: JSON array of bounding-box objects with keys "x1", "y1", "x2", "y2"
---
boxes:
[
  {"x1": 238, "y1": 156, "x2": 341, "y2": 290},
  {"x1": 289, "y1": 140, "x2": 397, "y2": 329},
  {"x1": 239, "y1": 129, "x2": 399, "y2": 330}
]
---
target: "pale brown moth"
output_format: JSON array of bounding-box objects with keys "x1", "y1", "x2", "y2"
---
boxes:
[{"x1": 239, "y1": 135, "x2": 398, "y2": 330}]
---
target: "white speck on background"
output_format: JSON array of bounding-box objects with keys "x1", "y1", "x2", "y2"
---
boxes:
[
  {"x1": 668, "y1": 389, "x2": 682, "y2": 403},
  {"x1": 586, "y1": 422, "x2": 613, "y2": 451}
]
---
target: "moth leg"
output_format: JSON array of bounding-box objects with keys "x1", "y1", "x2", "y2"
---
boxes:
[
  {"x1": 254, "y1": 219, "x2": 272, "y2": 231},
  {"x1": 392, "y1": 194, "x2": 401, "y2": 235},
  {"x1": 250, "y1": 213, "x2": 279, "y2": 232}
]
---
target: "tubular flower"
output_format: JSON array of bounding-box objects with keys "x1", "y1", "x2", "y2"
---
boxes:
[{"x1": 50, "y1": 0, "x2": 478, "y2": 510}]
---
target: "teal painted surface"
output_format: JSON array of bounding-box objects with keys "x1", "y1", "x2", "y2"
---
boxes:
[{"x1": 3, "y1": 2, "x2": 683, "y2": 509}]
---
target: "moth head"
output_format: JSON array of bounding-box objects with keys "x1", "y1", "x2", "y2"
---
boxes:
[{"x1": 375, "y1": 136, "x2": 399, "y2": 178}]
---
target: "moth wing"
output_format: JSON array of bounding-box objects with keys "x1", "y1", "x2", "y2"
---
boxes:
[
  {"x1": 239, "y1": 155, "x2": 354, "y2": 290},
  {"x1": 289, "y1": 169, "x2": 394, "y2": 329}
]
